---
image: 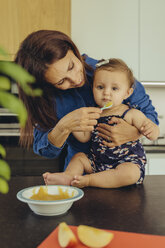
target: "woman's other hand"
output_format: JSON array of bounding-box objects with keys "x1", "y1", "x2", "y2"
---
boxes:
[
  {"x1": 96, "y1": 117, "x2": 141, "y2": 148},
  {"x1": 140, "y1": 119, "x2": 160, "y2": 141}
]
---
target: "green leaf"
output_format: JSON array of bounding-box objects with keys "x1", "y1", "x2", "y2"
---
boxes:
[
  {"x1": 0, "y1": 61, "x2": 42, "y2": 96},
  {"x1": 0, "y1": 145, "x2": 6, "y2": 158},
  {"x1": 0, "y1": 61, "x2": 35, "y2": 84},
  {"x1": 0, "y1": 91, "x2": 27, "y2": 126},
  {"x1": 0, "y1": 177, "x2": 9, "y2": 194},
  {"x1": 0, "y1": 76, "x2": 11, "y2": 90},
  {"x1": 0, "y1": 159, "x2": 11, "y2": 180}
]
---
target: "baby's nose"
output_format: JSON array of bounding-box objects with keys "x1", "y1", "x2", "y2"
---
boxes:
[{"x1": 104, "y1": 89, "x2": 110, "y2": 95}]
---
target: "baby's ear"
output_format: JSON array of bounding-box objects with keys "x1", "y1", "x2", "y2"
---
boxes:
[{"x1": 124, "y1": 87, "x2": 134, "y2": 99}]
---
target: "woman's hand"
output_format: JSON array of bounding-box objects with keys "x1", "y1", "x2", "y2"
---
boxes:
[
  {"x1": 63, "y1": 107, "x2": 102, "y2": 132},
  {"x1": 140, "y1": 119, "x2": 160, "y2": 141},
  {"x1": 96, "y1": 117, "x2": 141, "y2": 148},
  {"x1": 48, "y1": 107, "x2": 101, "y2": 148}
]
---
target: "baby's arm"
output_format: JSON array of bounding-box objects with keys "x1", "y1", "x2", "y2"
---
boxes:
[
  {"x1": 73, "y1": 131, "x2": 91, "y2": 143},
  {"x1": 126, "y1": 109, "x2": 160, "y2": 140}
]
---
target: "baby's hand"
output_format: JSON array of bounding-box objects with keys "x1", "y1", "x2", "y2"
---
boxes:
[{"x1": 140, "y1": 120, "x2": 159, "y2": 140}]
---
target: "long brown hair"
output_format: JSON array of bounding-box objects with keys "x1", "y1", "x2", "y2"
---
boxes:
[{"x1": 15, "y1": 30, "x2": 88, "y2": 148}]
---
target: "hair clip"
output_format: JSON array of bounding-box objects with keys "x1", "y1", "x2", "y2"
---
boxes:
[{"x1": 95, "y1": 59, "x2": 110, "y2": 68}]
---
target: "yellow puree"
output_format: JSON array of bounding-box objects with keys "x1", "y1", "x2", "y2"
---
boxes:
[
  {"x1": 30, "y1": 186, "x2": 74, "y2": 201},
  {"x1": 105, "y1": 101, "x2": 113, "y2": 107}
]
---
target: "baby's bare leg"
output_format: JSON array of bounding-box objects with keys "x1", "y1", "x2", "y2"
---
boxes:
[
  {"x1": 65, "y1": 152, "x2": 93, "y2": 175},
  {"x1": 43, "y1": 152, "x2": 92, "y2": 185},
  {"x1": 72, "y1": 162, "x2": 141, "y2": 188},
  {"x1": 71, "y1": 154, "x2": 93, "y2": 188}
]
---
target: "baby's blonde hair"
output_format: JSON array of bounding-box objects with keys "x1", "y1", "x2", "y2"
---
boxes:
[{"x1": 95, "y1": 58, "x2": 135, "y2": 87}]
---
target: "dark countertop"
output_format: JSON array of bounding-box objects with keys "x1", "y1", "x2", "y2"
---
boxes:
[
  {"x1": 0, "y1": 175, "x2": 165, "y2": 248},
  {"x1": 144, "y1": 145, "x2": 165, "y2": 153}
]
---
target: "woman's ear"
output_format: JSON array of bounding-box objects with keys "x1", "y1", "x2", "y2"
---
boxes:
[{"x1": 124, "y1": 87, "x2": 134, "y2": 99}]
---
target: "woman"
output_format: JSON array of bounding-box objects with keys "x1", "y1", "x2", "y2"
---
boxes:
[{"x1": 15, "y1": 30, "x2": 158, "y2": 171}]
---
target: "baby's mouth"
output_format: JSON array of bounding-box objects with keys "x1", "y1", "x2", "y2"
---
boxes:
[{"x1": 103, "y1": 99, "x2": 111, "y2": 102}]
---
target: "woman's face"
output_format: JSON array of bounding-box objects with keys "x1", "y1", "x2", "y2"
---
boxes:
[{"x1": 45, "y1": 50, "x2": 85, "y2": 90}]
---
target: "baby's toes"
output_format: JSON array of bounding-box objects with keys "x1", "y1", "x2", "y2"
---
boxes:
[
  {"x1": 43, "y1": 172, "x2": 50, "y2": 179},
  {"x1": 71, "y1": 179, "x2": 79, "y2": 187},
  {"x1": 42, "y1": 172, "x2": 50, "y2": 185}
]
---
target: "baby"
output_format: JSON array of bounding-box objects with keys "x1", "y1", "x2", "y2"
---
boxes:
[{"x1": 43, "y1": 58, "x2": 159, "y2": 188}]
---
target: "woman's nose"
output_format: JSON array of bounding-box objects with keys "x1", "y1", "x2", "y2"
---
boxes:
[
  {"x1": 70, "y1": 71, "x2": 82, "y2": 85},
  {"x1": 70, "y1": 77, "x2": 81, "y2": 86}
]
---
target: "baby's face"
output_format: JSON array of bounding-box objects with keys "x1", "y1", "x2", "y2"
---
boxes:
[{"x1": 93, "y1": 70, "x2": 132, "y2": 108}]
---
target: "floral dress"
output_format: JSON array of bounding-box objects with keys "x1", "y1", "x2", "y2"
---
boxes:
[{"x1": 87, "y1": 108, "x2": 146, "y2": 184}]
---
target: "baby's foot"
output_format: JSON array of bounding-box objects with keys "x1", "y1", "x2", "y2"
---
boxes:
[
  {"x1": 43, "y1": 172, "x2": 50, "y2": 185},
  {"x1": 42, "y1": 172, "x2": 73, "y2": 186},
  {"x1": 71, "y1": 175, "x2": 90, "y2": 188}
]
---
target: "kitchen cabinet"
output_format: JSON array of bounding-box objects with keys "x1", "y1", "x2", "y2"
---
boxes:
[
  {"x1": 1, "y1": 136, "x2": 67, "y2": 176},
  {"x1": 72, "y1": 0, "x2": 165, "y2": 82},
  {"x1": 140, "y1": 0, "x2": 165, "y2": 82},
  {"x1": 71, "y1": 0, "x2": 139, "y2": 78},
  {"x1": 146, "y1": 153, "x2": 165, "y2": 175},
  {"x1": 0, "y1": 0, "x2": 71, "y2": 60}
]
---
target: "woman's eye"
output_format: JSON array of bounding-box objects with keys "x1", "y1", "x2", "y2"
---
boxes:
[{"x1": 57, "y1": 79, "x2": 65, "y2": 85}]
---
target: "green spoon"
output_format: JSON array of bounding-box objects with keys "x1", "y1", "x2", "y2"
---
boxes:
[{"x1": 101, "y1": 101, "x2": 113, "y2": 111}]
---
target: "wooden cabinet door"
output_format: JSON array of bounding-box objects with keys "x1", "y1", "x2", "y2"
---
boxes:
[{"x1": 0, "y1": 0, "x2": 71, "y2": 60}]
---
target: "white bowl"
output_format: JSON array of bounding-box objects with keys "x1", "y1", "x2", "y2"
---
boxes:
[{"x1": 17, "y1": 185, "x2": 84, "y2": 216}]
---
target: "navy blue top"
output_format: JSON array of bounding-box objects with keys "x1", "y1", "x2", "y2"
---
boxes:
[{"x1": 33, "y1": 55, "x2": 159, "y2": 170}]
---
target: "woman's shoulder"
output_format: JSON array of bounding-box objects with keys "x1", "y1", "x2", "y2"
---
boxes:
[
  {"x1": 82, "y1": 54, "x2": 98, "y2": 85},
  {"x1": 125, "y1": 79, "x2": 146, "y2": 104},
  {"x1": 133, "y1": 80, "x2": 145, "y2": 91},
  {"x1": 82, "y1": 54, "x2": 98, "y2": 69}
]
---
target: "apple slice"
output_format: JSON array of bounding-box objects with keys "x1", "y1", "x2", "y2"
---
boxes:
[
  {"x1": 77, "y1": 225, "x2": 114, "y2": 248},
  {"x1": 58, "y1": 222, "x2": 78, "y2": 248}
]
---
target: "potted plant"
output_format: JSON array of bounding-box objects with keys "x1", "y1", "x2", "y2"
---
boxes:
[{"x1": 0, "y1": 47, "x2": 42, "y2": 194}]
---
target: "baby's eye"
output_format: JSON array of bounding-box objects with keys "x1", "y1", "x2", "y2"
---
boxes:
[
  {"x1": 112, "y1": 87, "x2": 118, "y2": 91},
  {"x1": 97, "y1": 85, "x2": 104, "y2": 90}
]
